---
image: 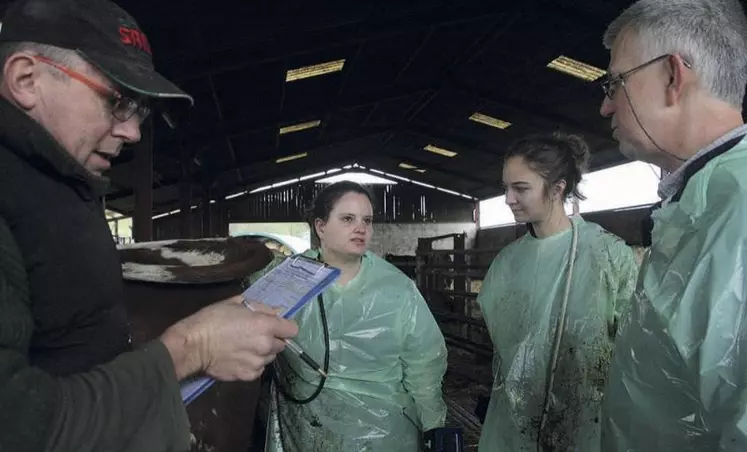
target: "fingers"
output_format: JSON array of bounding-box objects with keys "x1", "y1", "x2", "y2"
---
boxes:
[
  {"x1": 223, "y1": 296, "x2": 280, "y2": 315},
  {"x1": 209, "y1": 363, "x2": 267, "y2": 382},
  {"x1": 272, "y1": 318, "x2": 299, "y2": 339},
  {"x1": 211, "y1": 300, "x2": 297, "y2": 341},
  {"x1": 224, "y1": 295, "x2": 245, "y2": 305},
  {"x1": 195, "y1": 297, "x2": 298, "y2": 382},
  {"x1": 241, "y1": 352, "x2": 277, "y2": 371},
  {"x1": 242, "y1": 301, "x2": 299, "y2": 339},
  {"x1": 271, "y1": 338, "x2": 288, "y2": 354},
  {"x1": 251, "y1": 335, "x2": 288, "y2": 356},
  {"x1": 208, "y1": 348, "x2": 281, "y2": 381},
  {"x1": 246, "y1": 300, "x2": 284, "y2": 316}
]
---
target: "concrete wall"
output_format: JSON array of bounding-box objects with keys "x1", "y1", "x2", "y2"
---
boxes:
[
  {"x1": 365, "y1": 222, "x2": 477, "y2": 256},
  {"x1": 228, "y1": 222, "x2": 311, "y2": 242}
]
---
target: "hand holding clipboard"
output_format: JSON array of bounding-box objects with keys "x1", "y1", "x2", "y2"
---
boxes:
[{"x1": 180, "y1": 255, "x2": 340, "y2": 404}]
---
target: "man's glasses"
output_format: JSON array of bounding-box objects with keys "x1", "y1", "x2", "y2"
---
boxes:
[
  {"x1": 601, "y1": 54, "x2": 693, "y2": 99},
  {"x1": 33, "y1": 55, "x2": 151, "y2": 123}
]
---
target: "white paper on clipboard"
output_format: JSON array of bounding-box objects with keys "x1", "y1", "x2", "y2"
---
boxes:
[
  {"x1": 241, "y1": 255, "x2": 340, "y2": 319},
  {"x1": 179, "y1": 255, "x2": 340, "y2": 404}
]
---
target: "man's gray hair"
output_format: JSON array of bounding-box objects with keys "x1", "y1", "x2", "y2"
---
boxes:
[
  {"x1": 0, "y1": 42, "x2": 79, "y2": 81},
  {"x1": 603, "y1": 0, "x2": 747, "y2": 108}
]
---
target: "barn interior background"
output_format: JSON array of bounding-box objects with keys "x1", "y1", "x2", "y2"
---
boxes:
[{"x1": 1, "y1": 0, "x2": 707, "y2": 448}]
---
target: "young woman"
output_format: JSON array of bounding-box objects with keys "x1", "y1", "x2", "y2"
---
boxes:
[
  {"x1": 251, "y1": 181, "x2": 448, "y2": 452},
  {"x1": 476, "y1": 132, "x2": 639, "y2": 451}
]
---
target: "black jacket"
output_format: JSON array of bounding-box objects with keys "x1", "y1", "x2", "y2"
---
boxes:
[{"x1": 0, "y1": 96, "x2": 190, "y2": 451}]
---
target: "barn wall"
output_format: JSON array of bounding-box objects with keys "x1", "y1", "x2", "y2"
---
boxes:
[
  {"x1": 226, "y1": 182, "x2": 476, "y2": 223},
  {"x1": 153, "y1": 181, "x2": 477, "y2": 241},
  {"x1": 370, "y1": 222, "x2": 477, "y2": 256},
  {"x1": 476, "y1": 205, "x2": 652, "y2": 252}
]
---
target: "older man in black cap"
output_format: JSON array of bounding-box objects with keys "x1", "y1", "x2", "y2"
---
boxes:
[{"x1": 0, "y1": 0, "x2": 298, "y2": 451}]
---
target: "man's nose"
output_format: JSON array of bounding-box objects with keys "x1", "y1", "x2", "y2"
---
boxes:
[
  {"x1": 600, "y1": 95, "x2": 615, "y2": 118},
  {"x1": 112, "y1": 116, "x2": 143, "y2": 144}
]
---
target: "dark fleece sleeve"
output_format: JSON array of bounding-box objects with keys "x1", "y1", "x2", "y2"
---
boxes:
[{"x1": 0, "y1": 217, "x2": 191, "y2": 452}]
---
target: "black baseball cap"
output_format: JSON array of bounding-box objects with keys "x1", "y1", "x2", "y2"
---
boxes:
[{"x1": 0, "y1": 0, "x2": 193, "y2": 125}]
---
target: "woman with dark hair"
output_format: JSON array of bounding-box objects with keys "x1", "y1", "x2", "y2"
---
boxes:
[
  {"x1": 476, "y1": 132, "x2": 639, "y2": 451},
  {"x1": 251, "y1": 181, "x2": 448, "y2": 452}
]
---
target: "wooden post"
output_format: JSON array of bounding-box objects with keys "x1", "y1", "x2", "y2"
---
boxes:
[
  {"x1": 132, "y1": 118, "x2": 153, "y2": 242},
  {"x1": 201, "y1": 184, "x2": 211, "y2": 238},
  {"x1": 180, "y1": 151, "x2": 193, "y2": 239}
]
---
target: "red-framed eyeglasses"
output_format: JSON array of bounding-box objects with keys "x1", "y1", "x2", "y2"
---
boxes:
[{"x1": 33, "y1": 54, "x2": 151, "y2": 123}]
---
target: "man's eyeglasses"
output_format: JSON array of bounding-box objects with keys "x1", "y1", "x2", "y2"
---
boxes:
[
  {"x1": 601, "y1": 54, "x2": 693, "y2": 99},
  {"x1": 33, "y1": 55, "x2": 151, "y2": 123}
]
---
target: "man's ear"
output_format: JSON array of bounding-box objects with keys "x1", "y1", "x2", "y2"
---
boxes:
[
  {"x1": 2, "y1": 53, "x2": 41, "y2": 110},
  {"x1": 665, "y1": 54, "x2": 689, "y2": 107}
]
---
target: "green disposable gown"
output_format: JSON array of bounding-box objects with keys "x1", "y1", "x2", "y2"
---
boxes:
[
  {"x1": 602, "y1": 136, "x2": 747, "y2": 451},
  {"x1": 477, "y1": 216, "x2": 638, "y2": 451},
  {"x1": 255, "y1": 249, "x2": 448, "y2": 452}
]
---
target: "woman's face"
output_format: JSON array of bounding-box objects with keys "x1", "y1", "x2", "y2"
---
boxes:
[
  {"x1": 502, "y1": 156, "x2": 563, "y2": 223},
  {"x1": 315, "y1": 191, "x2": 374, "y2": 259}
]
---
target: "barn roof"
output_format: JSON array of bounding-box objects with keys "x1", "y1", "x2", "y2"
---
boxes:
[{"x1": 5, "y1": 0, "x2": 675, "y2": 214}]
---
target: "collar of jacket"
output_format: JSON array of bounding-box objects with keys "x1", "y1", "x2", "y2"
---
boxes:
[{"x1": 0, "y1": 95, "x2": 109, "y2": 197}]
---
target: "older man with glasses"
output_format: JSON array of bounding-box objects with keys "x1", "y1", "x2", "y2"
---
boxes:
[
  {"x1": 0, "y1": 0, "x2": 298, "y2": 451},
  {"x1": 597, "y1": 0, "x2": 747, "y2": 451}
]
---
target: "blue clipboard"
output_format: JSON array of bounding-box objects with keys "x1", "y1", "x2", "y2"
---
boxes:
[
  {"x1": 179, "y1": 254, "x2": 339, "y2": 404},
  {"x1": 260, "y1": 255, "x2": 341, "y2": 319}
]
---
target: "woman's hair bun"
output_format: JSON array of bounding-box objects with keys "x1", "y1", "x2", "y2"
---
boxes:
[{"x1": 553, "y1": 131, "x2": 590, "y2": 174}]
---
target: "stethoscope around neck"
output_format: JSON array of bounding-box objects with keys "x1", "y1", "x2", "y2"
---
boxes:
[{"x1": 535, "y1": 218, "x2": 579, "y2": 450}]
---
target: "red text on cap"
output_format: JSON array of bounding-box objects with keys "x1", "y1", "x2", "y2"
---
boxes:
[{"x1": 119, "y1": 26, "x2": 152, "y2": 55}]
